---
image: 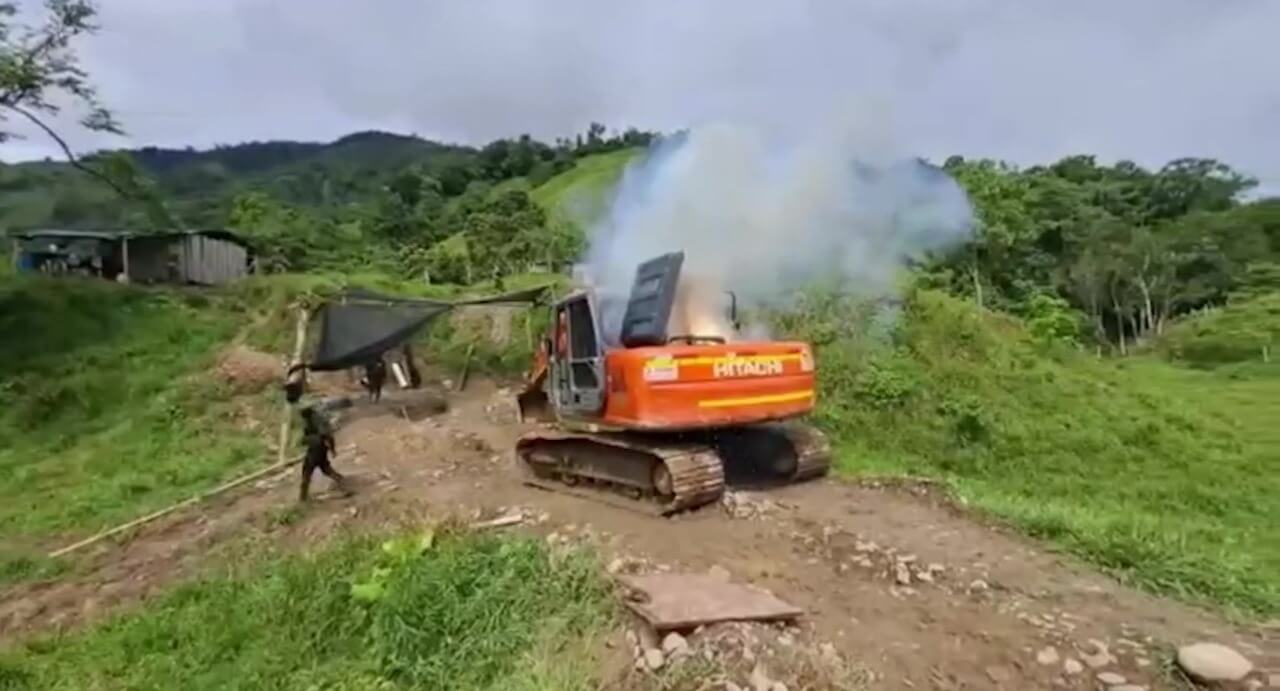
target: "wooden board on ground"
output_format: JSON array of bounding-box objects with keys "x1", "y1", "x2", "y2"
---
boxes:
[{"x1": 616, "y1": 573, "x2": 803, "y2": 631}]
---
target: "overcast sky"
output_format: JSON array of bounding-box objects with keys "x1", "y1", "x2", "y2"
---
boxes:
[{"x1": 3, "y1": 0, "x2": 1278, "y2": 189}]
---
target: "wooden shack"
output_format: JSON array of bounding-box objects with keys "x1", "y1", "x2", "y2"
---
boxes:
[{"x1": 10, "y1": 229, "x2": 252, "y2": 286}]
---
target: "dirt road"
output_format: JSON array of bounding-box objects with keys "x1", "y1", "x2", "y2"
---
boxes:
[{"x1": 2, "y1": 379, "x2": 1275, "y2": 690}]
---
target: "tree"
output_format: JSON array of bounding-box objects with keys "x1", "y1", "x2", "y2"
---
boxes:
[
  {"x1": 943, "y1": 159, "x2": 1037, "y2": 309},
  {"x1": 2, "y1": 3, "x2": 115, "y2": 177},
  {"x1": 0, "y1": 1, "x2": 178, "y2": 226}
]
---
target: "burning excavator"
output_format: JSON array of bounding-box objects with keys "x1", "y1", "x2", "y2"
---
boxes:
[{"x1": 515, "y1": 251, "x2": 831, "y2": 514}]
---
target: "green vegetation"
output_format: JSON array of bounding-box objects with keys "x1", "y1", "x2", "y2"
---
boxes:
[
  {"x1": 780, "y1": 288, "x2": 1279, "y2": 616},
  {"x1": 0, "y1": 278, "x2": 266, "y2": 554},
  {"x1": 0, "y1": 530, "x2": 614, "y2": 691},
  {"x1": 531, "y1": 147, "x2": 639, "y2": 225},
  {"x1": 1150, "y1": 293, "x2": 1279, "y2": 368}
]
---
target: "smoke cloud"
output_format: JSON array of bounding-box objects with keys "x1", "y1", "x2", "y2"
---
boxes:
[{"x1": 582, "y1": 115, "x2": 975, "y2": 344}]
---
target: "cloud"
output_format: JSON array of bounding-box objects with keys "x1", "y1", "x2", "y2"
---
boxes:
[{"x1": 2, "y1": 0, "x2": 1277, "y2": 186}]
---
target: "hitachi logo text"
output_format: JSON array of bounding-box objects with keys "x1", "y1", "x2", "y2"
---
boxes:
[{"x1": 713, "y1": 358, "x2": 783, "y2": 378}]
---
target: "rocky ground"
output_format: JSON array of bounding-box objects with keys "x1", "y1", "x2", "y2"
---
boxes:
[{"x1": 1, "y1": 376, "x2": 1276, "y2": 690}]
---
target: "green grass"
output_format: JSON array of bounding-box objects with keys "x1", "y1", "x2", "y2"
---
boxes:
[
  {"x1": 783, "y1": 288, "x2": 1280, "y2": 617},
  {"x1": 0, "y1": 277, "x2": 268, "y2": 561},
  {"x1": 1149, "y1": 293, "x2": 1279, "y2": 367},
  {"x1": 531, "y1": 148, "x2": 639, "y2": 226},
  {"x1": 0, "y1": 530, "x2": 614, "y2": 690}
]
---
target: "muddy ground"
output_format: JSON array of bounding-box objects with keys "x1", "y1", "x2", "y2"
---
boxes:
[{"x1": 1, "y1": 378, "x2": 1275, "y2": 690}]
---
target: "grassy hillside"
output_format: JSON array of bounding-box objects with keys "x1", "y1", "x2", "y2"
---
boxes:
[
  {"x1": 0, "y1": 277, "x2": 277, "y2": 580},
  {"x1": 780, "y1": 289, "x2": 1279, "y2": 616},
  {"x1": 1150, "y1": 293, "x2": 1279, "y2": 368},
  {"x1": 0, "y1": 530, "x2": 613, "y2": 691},
  {"x1": 531, "y1": 148, "x2": 639, "y2": 227}
]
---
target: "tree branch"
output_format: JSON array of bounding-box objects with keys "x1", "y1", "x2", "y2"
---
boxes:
[{"x1": 4, "y1": 101, "x2": 132, "y2": 198}]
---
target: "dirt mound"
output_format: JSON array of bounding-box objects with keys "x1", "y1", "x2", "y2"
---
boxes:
[{"x1": 215, "y1": 345, "x2": 281, "y2": 393}]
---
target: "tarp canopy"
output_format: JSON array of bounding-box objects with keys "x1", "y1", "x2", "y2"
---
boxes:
[{"x1": 305, "y1": 284, "x2": 553, "y2": 372}]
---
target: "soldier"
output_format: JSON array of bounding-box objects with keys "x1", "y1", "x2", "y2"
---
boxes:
[
  {"x1": 298, "y1": 405, "x2": 352, "y2": 502},
  {"x1": 362, "y1": 357, "x2": 387, "y2": 402}
]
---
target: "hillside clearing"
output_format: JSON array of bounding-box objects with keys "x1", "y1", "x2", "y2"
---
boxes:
[{"x1": 796, "y1": 289, "x2": 1280, "y2": 616}]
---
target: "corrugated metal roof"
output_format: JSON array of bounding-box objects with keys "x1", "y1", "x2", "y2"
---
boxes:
[{"x1": 8, "y1": 228, "x2": 249, "y2": 247}]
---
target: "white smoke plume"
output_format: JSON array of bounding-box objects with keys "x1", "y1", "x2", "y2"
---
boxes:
[{"x1": 582, "y1": 116, "x2": 975, "y2": 344}]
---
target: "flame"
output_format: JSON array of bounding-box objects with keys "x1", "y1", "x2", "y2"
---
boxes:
[{"x1": 668, "y1": 275, "x2": 737, "y2": 341}]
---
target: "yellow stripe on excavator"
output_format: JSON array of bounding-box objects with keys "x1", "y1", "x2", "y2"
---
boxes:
[
  {"x1": 675, "y1": 353, "x2": 803, "y2": 366},
  {"x1": 696, "y1": 390, "x2": 815, "y2": 409}
]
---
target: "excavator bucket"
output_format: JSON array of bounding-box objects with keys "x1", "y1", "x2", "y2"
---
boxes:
[
  {"x1": 516, "y1": 386, "x2": 551, "y2": 423},
  {"x1": 515, "y1": 337, "x2": 553, "y2": 423}
]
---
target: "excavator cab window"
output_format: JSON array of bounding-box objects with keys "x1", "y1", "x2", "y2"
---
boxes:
[
  {"x1": 552, "y1": 295, "x2": 606, "y2": 416},
  {"x1": 566, "y1": 297, "x2": 600, "y2": 388}
]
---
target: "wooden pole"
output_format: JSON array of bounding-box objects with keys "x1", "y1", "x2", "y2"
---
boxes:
[
  {"x1": 457, "y1": 344, "x2": 475, "y2": 392},
  {"x1": 121, "y1": 236, "x2": 130, "y2": 280},
  {"x1": 277, "y1": 307, "x2": 311, "y2": 465},
  {"x1": 49, "y1": 454, "x2": 306, "y2": 558}
]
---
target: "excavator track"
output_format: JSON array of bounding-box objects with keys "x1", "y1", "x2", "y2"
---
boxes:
[
  {"x1": 712, "y1": 421, "x2": 833, "y2": 484},
  {"x1": 778, "y1": 421, "x2": 833, "y2": 482},
  {"x1": 516, "y1": 428, "x2": 726, "y2": 516}
]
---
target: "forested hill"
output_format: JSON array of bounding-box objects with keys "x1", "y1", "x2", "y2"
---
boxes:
[
  {"x1": 0, "y1": 124, "x2": 652, "y2": 235},
  {"x1": 3, "y1": 128, "x2": 1279, "y2": 354}
]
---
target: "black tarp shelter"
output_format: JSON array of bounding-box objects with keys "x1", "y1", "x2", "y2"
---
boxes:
[{"x1": 305, "y1": 284, "x2": 552, "y2": 372}]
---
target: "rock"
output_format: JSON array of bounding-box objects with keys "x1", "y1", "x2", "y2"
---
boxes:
[
  {"x1": 819, "y1": 642, "x2": 840, "y2": 664},
  {"x1": 1134, "y1": 656, "x2": 1151, "y2": 668},
  {"x1": 915, "y1": 569, "x2": 934, "y2": 584},
  {"x1": 985, "y1": 665, "x2": 1014, "y2": 683},
  {"x1": 1063, "y1": 658, "x2": 1084, "y2": 675},
  {"x1": 662, "y1": 632, "x2": 689, "y2": 658},
  {"x1": 725, "y1": 683, "x2": 744, "y2": 691},
  {"x1": 771, "y1": 684, "x2": 789, "y2": 691},
  {"x1": 643, "y1": 648, "x2": 665, "y2": 671},
  {"x1": 1036, "y1": 646, "x2": 1061, "y2": 665},
  {"x1": 926, "y1": 562, "x2": 945, "y2": 574},
  {"x1": 1111, "y1": 686, "x2": 1147, "y2": 691},
  {"x1": 638, "y1": 626, "x2": 660, "y2": 650},
  {"x1": 607, "y1": 558, "x2": 626, "y2": 574},
  {"x1": 1176, "y1": 642, "x2": 1253, "y2": 683},
  {"x1": 625, "y1": 630, "x2": 638, "y2": 648},
  {"x1": 1270, "y1": 674, "x2": 1280, "y2": 689},
  {"x1": 895, "y1": 563, "x2": 912, "y2": 585},
  {"x1": 776, "y1": 633, "x2": 794, "y2": 647},
  {"x1": 1243, "y1": 680, "x2": 1262, "y2": 691},
  {"x1": 1096, "y1": 671, "x2": 1127, "y2": 685},
  {"x1": 708, "y1": 564, "x2": 732, "y2": 582},
  {"x1": 1082, "y1": 641, "x2": 1115, "y2": 669},
  {"x1": 749, "y1": 665, "x2": 774, "y2": 691},
  {"x1": 968, "y1": 579, "x2": 989, "y2": 593}
]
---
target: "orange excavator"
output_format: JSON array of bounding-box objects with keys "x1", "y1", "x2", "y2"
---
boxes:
[{"x1": 515, "y1": 251, "x2": 831, "y2": 514}]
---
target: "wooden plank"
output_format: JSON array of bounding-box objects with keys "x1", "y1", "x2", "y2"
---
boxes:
[{"x1": 615, "y1": 573, "x2": 803, "y2": 631}]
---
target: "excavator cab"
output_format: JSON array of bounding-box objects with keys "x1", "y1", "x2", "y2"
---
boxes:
[{"x1": 518, "y1": 251, "x2": 734, "y2": 424}]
